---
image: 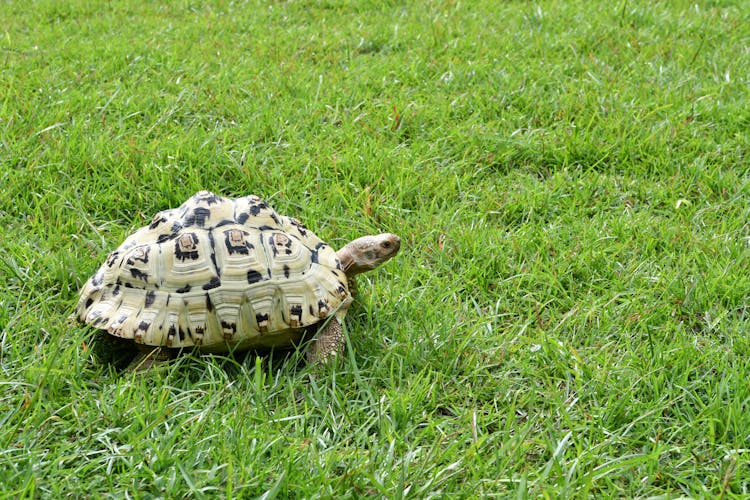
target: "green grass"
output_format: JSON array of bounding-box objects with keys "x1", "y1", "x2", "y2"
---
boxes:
[{"x1": 1, "y1": 0, "x2": 749, "y2": 496}]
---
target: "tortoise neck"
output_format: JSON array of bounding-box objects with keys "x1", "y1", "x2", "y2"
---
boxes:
[{"x1": 337, "y1": 246, "x2": 358, "y2": 277}]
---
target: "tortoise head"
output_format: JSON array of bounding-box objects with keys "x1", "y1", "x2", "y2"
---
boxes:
[{"x1": 336, "y1": 233, "x2": 401, "y2": 277}]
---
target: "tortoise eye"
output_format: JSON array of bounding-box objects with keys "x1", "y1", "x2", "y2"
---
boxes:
[{"x1": 382, "y1": 241, "x2": 391, "y2": 249}]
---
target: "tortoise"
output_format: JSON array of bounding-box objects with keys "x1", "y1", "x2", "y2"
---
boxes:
[{"x1": 75, "y1": 191, "x2": 400, "y2": 370}]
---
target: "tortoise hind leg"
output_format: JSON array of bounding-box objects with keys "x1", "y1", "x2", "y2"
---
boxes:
[
  {"x1": 306, "y1": 317, "x2": 345, "y2": 363},
  {"x1": 126, "y1": 345, "x2": 174, "y2": 372}
]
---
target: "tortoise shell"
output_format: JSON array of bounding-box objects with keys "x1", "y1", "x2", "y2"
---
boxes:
[{"x1": 75, "y1": 191, "x2": 351, "y2": 352}]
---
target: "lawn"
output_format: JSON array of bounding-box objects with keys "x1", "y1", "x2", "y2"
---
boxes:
[{"x1": 1, "y1": 0, "x2": 749, "y2": 497}]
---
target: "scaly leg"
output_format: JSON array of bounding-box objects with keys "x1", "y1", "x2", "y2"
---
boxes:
[
  {"x1": 306, "y1": 316, "x2": 346, "y2": 363},
  {"x1": 126, "y1": 345, "x2": 174, "y2": 372}
]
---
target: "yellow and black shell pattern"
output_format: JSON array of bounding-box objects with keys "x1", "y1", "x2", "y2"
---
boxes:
[{"x1": 75, "y1": 191, "x2": 351, "y2": 351}]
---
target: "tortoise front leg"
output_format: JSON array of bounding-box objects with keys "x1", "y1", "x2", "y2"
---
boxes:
[{"x1": 306, "y1": 316, "x2": 345, "y2": 363}]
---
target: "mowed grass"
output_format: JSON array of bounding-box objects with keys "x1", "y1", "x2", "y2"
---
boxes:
[{"x1": 1, "y1": 0, "x2": 749, "y2": 496}]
